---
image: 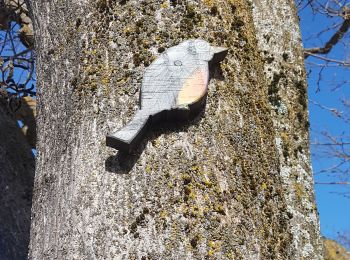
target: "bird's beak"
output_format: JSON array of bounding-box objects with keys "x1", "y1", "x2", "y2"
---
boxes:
[
  {"x1": 212, "y1": 46, "x2": 228, "y2": 54},
  {"x1": 211, "y1": 46, "x2": 228, "y2": 63}
]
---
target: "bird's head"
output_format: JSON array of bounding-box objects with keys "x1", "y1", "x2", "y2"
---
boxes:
[{"x1": 179, "y1": 39, "x2": 228, "y2": 62}]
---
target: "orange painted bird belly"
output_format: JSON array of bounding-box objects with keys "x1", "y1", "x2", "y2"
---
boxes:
[{"x1": 177, "y1": 68, "x2": 209, "y2": 106}]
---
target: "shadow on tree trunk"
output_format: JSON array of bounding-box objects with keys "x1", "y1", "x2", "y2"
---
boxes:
[{"x1": 105, "y1": 107, "x2": 207, "y2": 174}]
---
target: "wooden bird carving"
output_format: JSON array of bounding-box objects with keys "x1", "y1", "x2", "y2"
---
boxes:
[{"x1": 107, "y1": 39, "x2": 228, "y2": 151}]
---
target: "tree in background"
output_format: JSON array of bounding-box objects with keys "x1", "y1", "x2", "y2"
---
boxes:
[
  {"x1": 0, "y1": 0, "x2": 35, "y2": 259},
  {"x1": 1, "y1": 0, "x2": 323, "y2": 258}
]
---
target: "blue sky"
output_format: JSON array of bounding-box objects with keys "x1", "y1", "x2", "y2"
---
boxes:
[{"x1": 299, "y1": 2, "x2": 350, "y2": 248}]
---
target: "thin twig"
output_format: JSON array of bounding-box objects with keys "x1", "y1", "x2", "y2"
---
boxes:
[
  {"x1": 315, "y1": 181, "x2": 350, "y2": 185},
  {"x1": 305, "y1": 52, "x2": 350, "y2": 65}
]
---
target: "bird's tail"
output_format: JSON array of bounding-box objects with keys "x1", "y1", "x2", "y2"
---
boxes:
[{"x1": 106, "y1": 110, "x2": 150, "y2": 151}]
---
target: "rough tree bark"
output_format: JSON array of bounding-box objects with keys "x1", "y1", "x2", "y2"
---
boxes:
[
  {"x1": 0, "y1": 98, "x2": 34, "y2": 259},
  {"x1": 28, "y1": 0, "x2": 323, "y2": 259}
]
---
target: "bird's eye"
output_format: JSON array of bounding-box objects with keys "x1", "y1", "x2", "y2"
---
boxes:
[
  {"x1": 195, "y1": 40, "x2": 209, "y2": 50},
  {"x1": 174, "y1": 60, "x2": 182, "y2": 66}
]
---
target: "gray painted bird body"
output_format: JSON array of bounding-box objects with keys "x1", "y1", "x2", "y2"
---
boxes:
[
  {"x1": 106, "y1": 39, "x2": 228, "y2": 151},
  {"x1": 140, "y1": 42, "x2": 208, "y2": 111}
]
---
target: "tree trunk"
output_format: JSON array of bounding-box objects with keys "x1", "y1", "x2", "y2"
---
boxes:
[
  {"x1": 28, "y1": 0, "x2": 323, "y2": 258},
  {"x1": 0, "y1": 99, "x2": 35, "y2": 259}
]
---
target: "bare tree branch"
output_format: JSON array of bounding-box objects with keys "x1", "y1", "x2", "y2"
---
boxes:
[
  {"x1": 304, "y1": 16, "x2": 350, "y2": 57},
  {"x1": 315, "y1": 181, "x2": 350, "y2": 184}
]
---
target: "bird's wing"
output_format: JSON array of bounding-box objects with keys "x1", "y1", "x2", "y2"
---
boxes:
[
  {"x1": 140, "y1": 48, "x2": 205, "y2": 111},
  {"x1": 140, "y1": 54, "x2": 179, "y2": 110}
]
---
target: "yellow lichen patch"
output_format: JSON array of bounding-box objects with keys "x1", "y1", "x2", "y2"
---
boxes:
[
  {"x1": 189, "y1": 205, "x2": 203, "y2": 218},
  {"x1": 294, "y1": 183, "x2": 305, "y2": 201},
  {"x1": 280, "y1": 132, "x2": 289, "y2": 143},
  {"x1": 208, "y1": 240, "x2": 221, "y2": 256},
  {"x1": 124, "y1": 26, "x2": 133, "y2": 35},
  {"x1": 160, "y1": 1, "x2": 169, "y2": 8},
  {"x1": 189, "y1": 191, "x2": 196, "y2": 200},
  {"x1": 203, "y1": 179, "x2": 213, "y2": 188},
  {"x1": 145, "y1": 165, "x2": 152, "y2": 174},
  {"x1": 214, "y1": 204, "x2": 225, "y2": 215},
  {"x1": 204, "y1": 0, "x2": 214, "y2": 7},
  {"x1": 208, "y1": 249, "x2": 215, "y2": 257},
  {"x1": 102, "y1": 76, "x2": 110, "y2": 85},
  {"x1": 226, "y1": 251, "x2": 235, "y2": 260},
  {"x1": 160, "y1": 210, "x2": 168, "y2": 219}
]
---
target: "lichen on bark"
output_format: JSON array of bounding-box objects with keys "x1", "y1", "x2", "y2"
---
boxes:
[
  {"x1": 28, "y1": 0, "x2": 322, "y2": 259},
  {"x1": 251, "y1": 0, "x2": 323, "y2": 257}
]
